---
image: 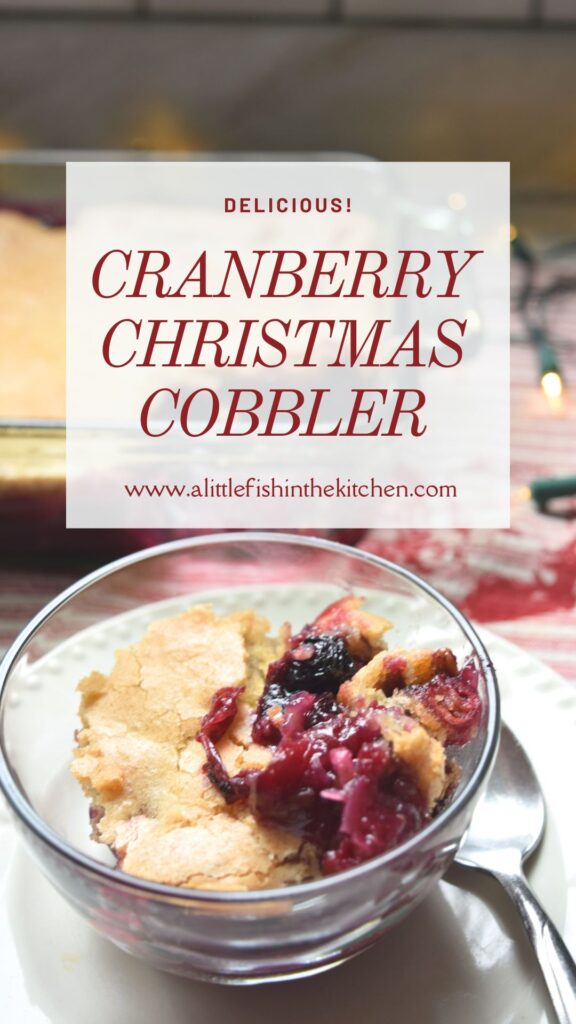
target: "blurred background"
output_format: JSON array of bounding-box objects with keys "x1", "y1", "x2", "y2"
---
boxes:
[
  {"x1": 0, "y1": 0, "x2": 575, "y2": 685},
  {"x1": 0, "y1": 0, "x2": 576, "y2": 241}
]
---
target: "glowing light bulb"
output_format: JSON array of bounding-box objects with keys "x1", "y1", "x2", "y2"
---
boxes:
[
  {"x1": 447, "y1": 192, "x2": 467, "y2": 211},
  {"x1": 514, "y1": 485, "x2": 532, "y2": 505},
  {"x1": 541, "y1": 371, "x2": 564, "y2": 413},
  {"x1": 541, "y1": 371, "x2": 563, "y2": 400},
  {"x1": 464, "y1": 309, "x2": 481, "y2": 332}
]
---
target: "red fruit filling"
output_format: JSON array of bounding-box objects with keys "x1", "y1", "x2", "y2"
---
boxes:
[
  {"x1": 196, "y1": 601, "x2": 483, "y2": 877},
  {"x1": 197, "y1": 685, "x2": 245, "y2": 803},
  {"x1": 197, "y1": 691, "x2": 432, "y2": 872},
  {"x1": 291, "y1": 595, "x2": 371, "y2": 644},
  {"x1": 247, "y1": 706, "x2": 428, "y2": 873},
  {"x1": 252, "y1": 635, "x2": 358, "y2": 746},
  {"x1": 253, "y1": 598, "x2": 376, "y2": 745},
  {"x1": 409, "y1": 660, "x2": 482, "y2": 745}
]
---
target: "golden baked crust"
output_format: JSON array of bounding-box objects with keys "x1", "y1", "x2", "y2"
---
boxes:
[
  {"x1": 72, "y1": 601, "x2": 468, "y2": 889},
  {"x1": 376, "y1": 709, "x2": 447, "y2": 810},
  {"x1": 112, "y1": 812, "x2": 318, "y2": 891},
  {"x1": 338, "y1": 647, "x2": 457, "y2": 705},
  {"x1": 0, "y1": 211, "x2": 65, "y2": 420},
  {"x1": 338, "y1": 646, "x2": 458, "y2": 808},
  {"x1": 72, "y1": 604, "x2": 320, "y2": 890}
]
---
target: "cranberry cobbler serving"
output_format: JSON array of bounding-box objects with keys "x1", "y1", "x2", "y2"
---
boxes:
[{"x1": 71, "y1": 597, "x2": 481, "y2": 891}]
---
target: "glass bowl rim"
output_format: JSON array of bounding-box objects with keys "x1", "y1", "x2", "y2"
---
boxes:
[{"x1": 0, "y1": 531, "x2": 500, "y2": 904}]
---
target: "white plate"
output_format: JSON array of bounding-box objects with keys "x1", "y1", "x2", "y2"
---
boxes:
[{"x1": 0, "y1": 602, "x2": 574, "y2": 1024}]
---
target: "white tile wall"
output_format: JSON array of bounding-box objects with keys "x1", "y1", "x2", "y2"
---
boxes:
[
  {"x1": 543, "y1": 0, "x2": 576, "y2": 20},
  {"x1": 0, "y1": 0, "x2": 550, "y2": 17},
  {"x1": 0, "y1": 1, "x2": 133, "y2": 9},
  {"x1": 1, "y1": 18, "x2": 575, "y2": 199},
  {"x1": 150, "y1": 0, "x2": 329, "y2": 14},
  {"x1": 343, "y1": 0, "x2": 531, "y2": 19}
]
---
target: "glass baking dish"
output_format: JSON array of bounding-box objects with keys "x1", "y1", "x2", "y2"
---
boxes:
[{"x1": 0, "y1": 150, "x2": 366, "y2": 556}]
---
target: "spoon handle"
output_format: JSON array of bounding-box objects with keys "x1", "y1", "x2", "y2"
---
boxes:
[{"x1": 494, "y1": 868, "x2": 576, "y2": 1024}]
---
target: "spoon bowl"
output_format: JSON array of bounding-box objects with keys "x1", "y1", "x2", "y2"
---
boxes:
[
  {"x1": 455, "y1": 722, "x2": 576, "y2": 1024},
  {"x1": 456, "y1": 723, "x2": 545, "y2": 869}
]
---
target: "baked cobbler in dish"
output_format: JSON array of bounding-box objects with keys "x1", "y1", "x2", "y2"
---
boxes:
[
  {"x1": 0, "y1": 211, "x2": 65, "y2": 420},
  {"x1": 71, "y1": 597, "x2": 481, "y2": 891}
]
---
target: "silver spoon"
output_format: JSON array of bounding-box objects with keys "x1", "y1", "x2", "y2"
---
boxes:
[{"x1": 454, "y1": 722, "x2": 576, "y2": 1024}]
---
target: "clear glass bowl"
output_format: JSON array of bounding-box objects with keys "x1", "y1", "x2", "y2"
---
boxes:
[{"x1": 0, "y1": 533, "x2": 499, "y2": 984}]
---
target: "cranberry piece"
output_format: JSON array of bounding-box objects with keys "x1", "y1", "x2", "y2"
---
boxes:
[
  {"x1": 279, "y1": 692, "x2": 317, "y2": 738},
  {"x1": 290, "y1": 595, "x2": 364, "y2": 644},
  {"x1": 252, "y1": 598, "x2": 384, "y2": 745},
  {"x1": 200, "y1": 685, "x2": 244, "y2": 742},
  {"x1": 197, "y1": 685, "x2": 245, "y2": 803},
  {"x1": 412, "y1": 660, "x2": 481, "y2": 745},
  {"x1": 251, "y1": 682, "x2": 287, "y2": 745},
  {"x1": 89, "y1": 805, "x2": 104, "y2": 826},
  {"x1": 253, "y1": 633, "x2": 363, "y2": 744},
  {"x1": 247, "y1": 706, "x2": 428, "y2": 870},
  {"x1": 322, "y1": 775, "x2": 425, "y2": 875},
  {"x1": 198, "y1": 685, "x2": 432, "y2": 872},
  {"x1": 270, "y1": 634, "x2": 362, "y2": 696},
  {"x1": 252, "y1": 687, "x2": 341, "y2": 745},
  {"x1": 305, "y1": 691, "x2": 340, "y2": 727}
]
